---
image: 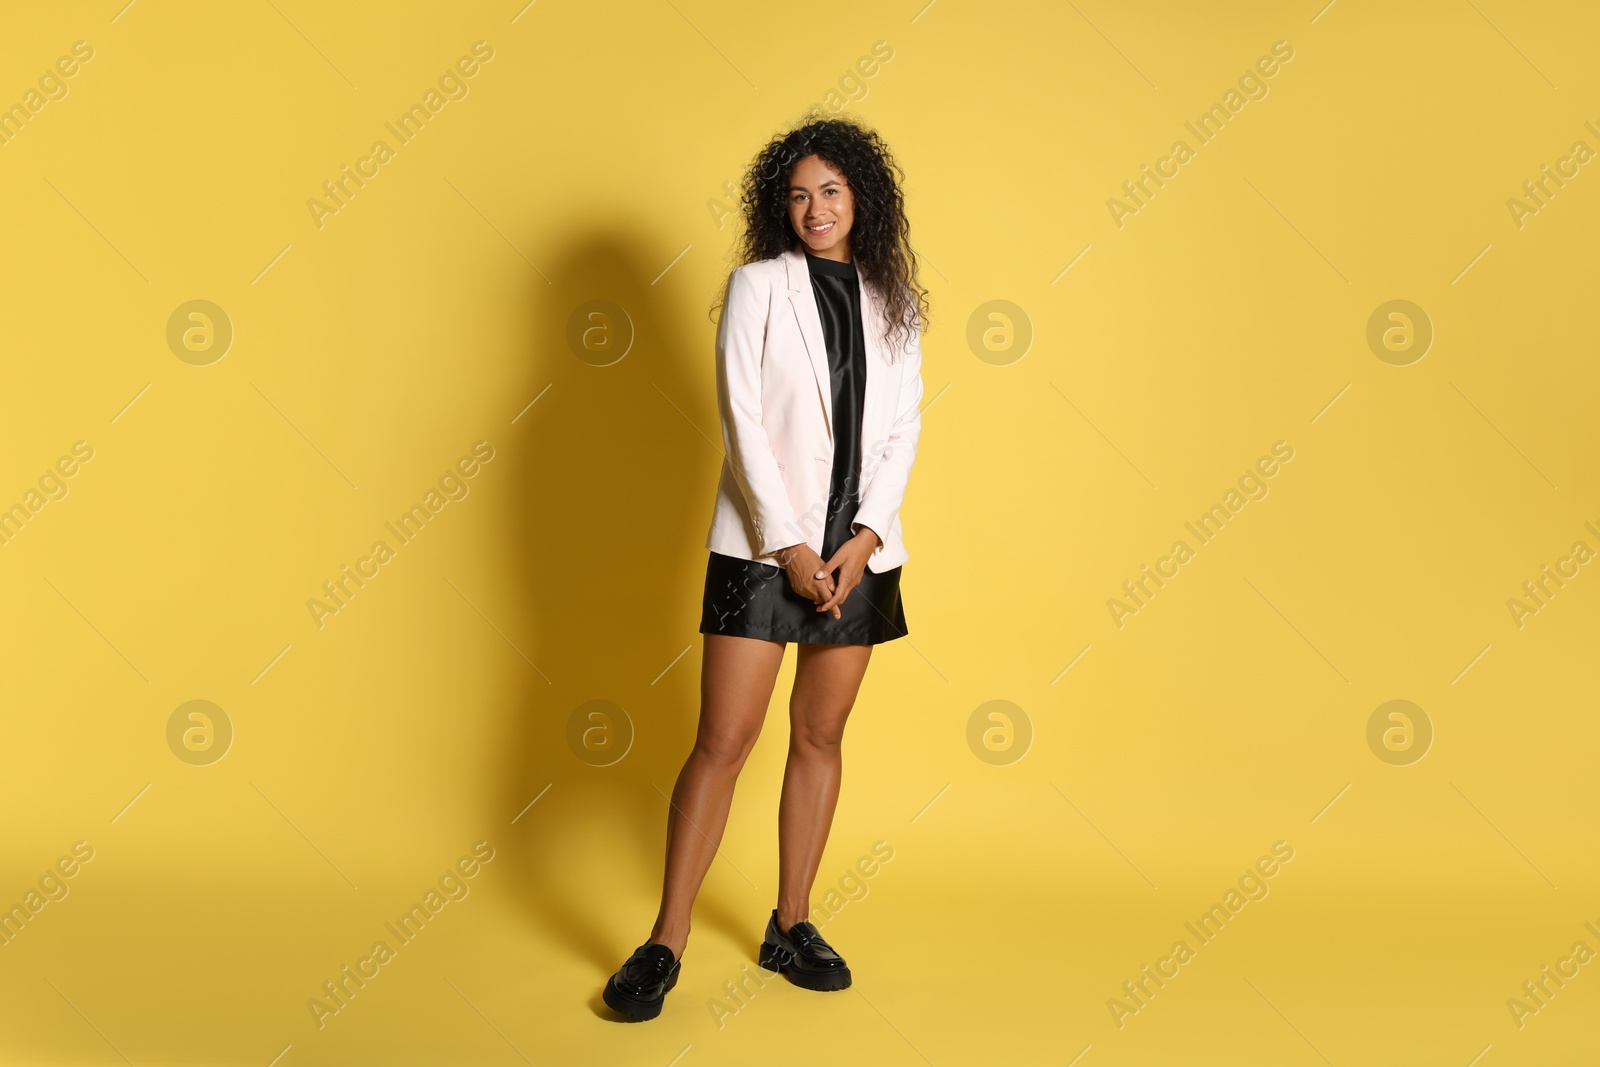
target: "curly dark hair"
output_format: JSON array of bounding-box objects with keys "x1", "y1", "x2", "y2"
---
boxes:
[{"x1": 713, "y1": 113, "x2": 928, "y2": 360}]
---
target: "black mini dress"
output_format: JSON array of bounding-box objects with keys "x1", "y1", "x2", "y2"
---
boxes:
[{"x1": 699, "y1": 251, "x2": 909, "y2": 646}]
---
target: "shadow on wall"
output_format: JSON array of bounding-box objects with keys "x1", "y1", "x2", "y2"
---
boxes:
[{"x1": 490, "y1": 232, "x2": 756, "y2": 980}]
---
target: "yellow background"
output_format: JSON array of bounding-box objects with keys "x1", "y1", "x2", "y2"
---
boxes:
[{"x1": 2, "y1": 1, "x2": 1597, "y2": 1064}]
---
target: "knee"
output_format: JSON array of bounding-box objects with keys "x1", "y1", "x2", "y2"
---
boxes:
[
  {"x1": 788, "y1": 715, "x2": 845, "y2": 753},
  {"x1": 693, "y1": 729, "x2": 757, "y2": 769}
]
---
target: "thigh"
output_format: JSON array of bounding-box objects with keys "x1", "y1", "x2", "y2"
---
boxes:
[
  {"x1": 697, "y1": 633, "x2": 788, "y2": 759},
  {"x1": 789, "y1": 642, "x2": 874, "y2": 746}
]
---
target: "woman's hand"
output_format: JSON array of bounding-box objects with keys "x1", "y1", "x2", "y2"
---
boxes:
[
  {"x1": 778, "y1": 543, "x2": 840, "y2": 618},
  {"x1": 814, "y1": 528, "x2": 880, "y2": 614}
]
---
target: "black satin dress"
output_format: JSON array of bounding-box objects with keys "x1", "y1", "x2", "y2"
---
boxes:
[{"x1": 699, "y1": 251, "x2": 908, "y2": 645}]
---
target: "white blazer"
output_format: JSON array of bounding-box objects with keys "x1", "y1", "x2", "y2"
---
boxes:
[{"x1": 704, "y1": 245, "x2": 924, "y2": 573}]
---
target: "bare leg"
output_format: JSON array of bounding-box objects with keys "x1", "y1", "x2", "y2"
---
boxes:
[
  {"x1": 776, "y1": 641, "x2": 873, "y2": 930},
  {"x1": 648, "y1": 633, "x2": 786, "y2": 958}
]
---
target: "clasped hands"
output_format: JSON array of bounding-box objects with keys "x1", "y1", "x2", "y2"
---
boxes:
[{"x1": 777, "y1": 527, "x2": 881, "y2": 619}]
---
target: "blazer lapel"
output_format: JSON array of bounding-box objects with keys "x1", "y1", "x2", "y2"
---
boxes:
[
  {"x1": 784, "y1": 245, "x2": 887, "y2": 456},
  {"x1": 785, "y1": 246, "x2": 833, "y2": 445},
  {"x1": 858, "y1": 269, "x2": 881, "y2": 444}
]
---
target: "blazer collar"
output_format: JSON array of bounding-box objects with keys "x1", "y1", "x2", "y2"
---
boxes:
[{"x1": 782, "y1": 245, "x2": 881, "y2": 446}]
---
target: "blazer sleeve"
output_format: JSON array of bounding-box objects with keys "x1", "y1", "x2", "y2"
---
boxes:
[
  {"x1": 715, "y1": 264, "x2": 805, "y2": 558},
  {"x1": 851, "y1": 315, "x2": 924, "y2": 553}
]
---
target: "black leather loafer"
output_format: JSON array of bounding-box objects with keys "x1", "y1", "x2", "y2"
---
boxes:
[
  {"x1": 602, "y1": 942, "x2": 680, "y2": 1021},
  {"x1": 758, "y1": 909, "x2": 852, "y2": 991}
]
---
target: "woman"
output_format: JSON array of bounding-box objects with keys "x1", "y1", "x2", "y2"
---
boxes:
[{"x1": 603, "y1": 115, "x2": 927, "y2": 1021}]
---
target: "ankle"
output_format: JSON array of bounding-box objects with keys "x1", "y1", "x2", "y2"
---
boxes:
[{"x1": 649, "y1": 922, "x2": 689, "y2": 959}]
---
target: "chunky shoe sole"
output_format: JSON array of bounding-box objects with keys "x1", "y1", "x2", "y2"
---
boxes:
[
  {"x1": 759, "y1": 940, "x2": 852, "y2": 991},
  {"x1": 602, "y1": 965, "x2": 679, "y2": 1021}
]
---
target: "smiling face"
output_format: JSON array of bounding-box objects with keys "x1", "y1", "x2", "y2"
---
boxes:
[{"x1": 787, "y1": 153, "x2": 855, "y2": 262}]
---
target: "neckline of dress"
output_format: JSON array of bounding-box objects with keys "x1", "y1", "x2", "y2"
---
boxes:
[{"x1": 803, "y1": 251, "x2": 858, "y2": 278}]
